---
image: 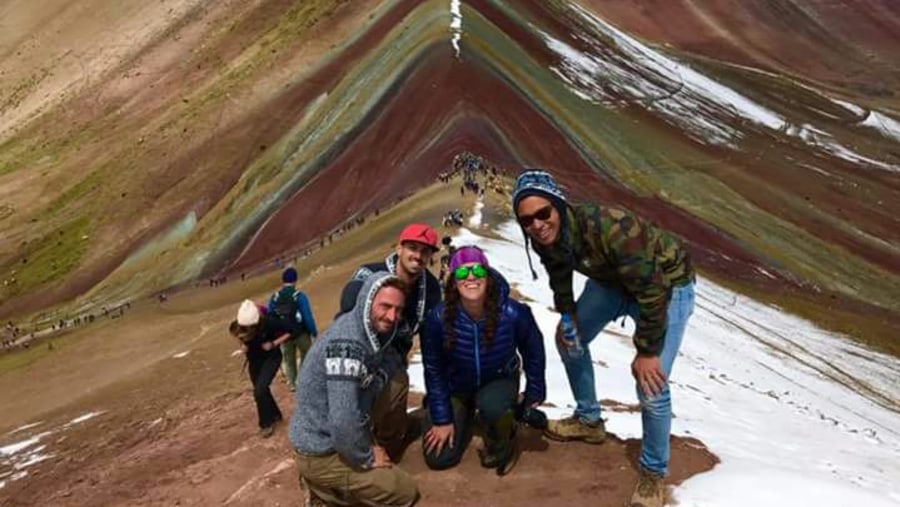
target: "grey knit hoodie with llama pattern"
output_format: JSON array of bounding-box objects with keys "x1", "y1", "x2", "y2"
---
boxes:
[{"x1": 288, "y1": 272, "x2": 405, "y2": 469}]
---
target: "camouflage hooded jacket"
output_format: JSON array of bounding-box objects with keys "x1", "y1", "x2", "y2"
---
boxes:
[{"x1": 532, "y1": 203, "x2": 694, "y2": 355}]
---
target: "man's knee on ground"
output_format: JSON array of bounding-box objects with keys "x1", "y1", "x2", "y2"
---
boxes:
[
  {"x1": 301, "y1": 478, "x2": 343, "y2": 505},
  {"x1": 423, "y1": 446, "x2": 463, "y2": 471},
  {"x1": 352, "y1": 467, "x2": 419, "y2": 507},
  {"x1": 381, "y1": 479, "x2": 419, "y2": 507}
]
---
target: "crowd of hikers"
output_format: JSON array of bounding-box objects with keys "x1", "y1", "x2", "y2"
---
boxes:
[
  {"x1": 1, "y1": 300, "x2": 136, "y2": 353},
  {"x1": 225, "y1": 166, "x2": 694, "y2": 507}
]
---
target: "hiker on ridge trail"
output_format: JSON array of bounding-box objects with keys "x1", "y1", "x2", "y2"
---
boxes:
[
  {"x1": 267, "y1": 267, "x2": 319, "y2": 392},
  {"x1": 229, "y1": 300, "x2": 292, "y2": 438},
  {"x1": 290, "y1": 272, "x2": 419, "y2": 507},
  {"x1": 421, "y1": 246, "x2": 546, "y2": 474},
  {"x1": 336, "y1": 223, "x2": 442, "y2": 462},
  {"x1": 511, "y1": 170, "x2": 696, "y2": 507},
  {"x1": 437, "y1": 236, "x2": 455, "y2": 283}
]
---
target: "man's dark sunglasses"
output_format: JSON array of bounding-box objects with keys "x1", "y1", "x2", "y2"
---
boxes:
[{"x1": 517, "y1": 205, "x2": 553, "y2": 228}]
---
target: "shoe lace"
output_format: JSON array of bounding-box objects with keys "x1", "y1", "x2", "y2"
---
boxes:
[{"x1": 561, "y1": 415, "x2": 583, "y2": 427}]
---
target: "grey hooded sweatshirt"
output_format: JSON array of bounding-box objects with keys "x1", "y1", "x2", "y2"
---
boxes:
[{"x1": 289, "y1": 272, "x2": 405, "y2": 469}]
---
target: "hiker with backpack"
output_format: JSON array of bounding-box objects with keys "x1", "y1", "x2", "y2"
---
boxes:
[
  {"x1": 229, "y1": 300, "x2": 293, "y2": 438},
  {"x1": 268, "y1": 267, "x2": 319, "y2": 391},
  {"x1": 421, "y1": 246, "x2": 546, "y2": 474},
  {"x1": 336, "y1": 223, "x2": 442, "y2": 462},
  {"x1": 511, "y1": 170, "x2": 696, "y2": 507},
  {"x1": 437, "y1": 236, "x2": 455, "y2": 284},
  {"x1": 290, "y1": 272, "x2": 419, "y2": 507}
]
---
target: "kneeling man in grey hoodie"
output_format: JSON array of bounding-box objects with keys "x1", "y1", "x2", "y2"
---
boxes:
[{"x1": 290, "y1": 271, "x2": 419, "y2": 507}]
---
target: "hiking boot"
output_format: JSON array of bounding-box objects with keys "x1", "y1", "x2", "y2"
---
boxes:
[
  {"x1": 479, "y1": 434, "x2": 519, "y2": 474},
  {"x1": 259, "y1": 425, "x2": 275, "y2": 438},
  {"x1": 496, "y1": 438, "x2": 520, "y2": 477},
  {"x1": 478, "y1": 441, "x2": 508, "y2": 469},
  {"x1": 630, "y1": 468, "x2": 665, "y2": 507},
  {"x1": 543, "y1": 415, "x2": 606, "y2": 444},
  {"x1": 481, "y1": 415, "x2": 518, "y2": 471}
]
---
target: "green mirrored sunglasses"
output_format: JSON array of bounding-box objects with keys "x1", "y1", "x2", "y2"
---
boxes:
[{"x1": 453, "y1": 263, "x2": 488, "y2": 280}]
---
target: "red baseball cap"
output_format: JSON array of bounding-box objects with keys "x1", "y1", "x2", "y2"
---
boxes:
[{"x1": 398, "y1": 223, "x2": 438, "y2": 250}]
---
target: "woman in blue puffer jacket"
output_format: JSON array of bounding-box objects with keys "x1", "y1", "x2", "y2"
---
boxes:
[{"x1": 421, "y1": 245, "x2": 546, "y2": 471}]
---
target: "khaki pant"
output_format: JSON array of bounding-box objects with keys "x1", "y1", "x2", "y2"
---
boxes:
[
  {"x1": 280, "y1": 332, "x2": 312, "y2": 388},
  {"x1": 371, "y1": 369, "x2": 410, "y2": 461},
  {"x1": 294, "y1": 451, "x2": 418, "y2": 507}
]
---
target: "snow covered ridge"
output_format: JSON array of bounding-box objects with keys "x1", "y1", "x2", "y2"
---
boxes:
[
  {"x1": 450, "y1": 0, "x2": 462, "y2": 58},
  {"x1": 861, "y1": 111, "x2": 900, "y2": 143},
  {"x1": 540, "y1": 2, "x2": 900, "y2": 173},
  {"x1": 0, "y1": 411, "x2": 105, "y2": 490},
  {"x1": 831, "y1": 98, "x2": 900, "y2": 143},
  {"x1": 407, "y1": 211, "x2": 900, "y2": 506}
]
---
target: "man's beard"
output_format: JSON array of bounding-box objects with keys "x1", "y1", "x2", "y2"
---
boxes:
[{"x1": 401, "y1": 258, "x2": 424, "y2": 277}]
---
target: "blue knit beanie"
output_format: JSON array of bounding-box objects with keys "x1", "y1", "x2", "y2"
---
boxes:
[
  {"x1": 282, "y1": 267, "x2": 298, "y2": 284},
  {"x1": 511, "y1": 169, "x2": 568, "y2": 216},
  {"x1": 511, "y1": 169, "x2": 569, "y2": 281}
]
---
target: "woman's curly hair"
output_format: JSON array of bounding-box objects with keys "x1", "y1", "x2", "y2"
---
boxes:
[{"x1": 442, "y1": 272, "x2": 501, "y2": 352}]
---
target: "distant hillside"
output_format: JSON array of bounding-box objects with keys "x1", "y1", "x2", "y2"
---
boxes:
[{"x1": 0, "y1": 0, "x2": 897, "y2": 352}]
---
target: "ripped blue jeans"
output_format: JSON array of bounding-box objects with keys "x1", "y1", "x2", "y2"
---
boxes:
[{"x1": 558, "y1": 280, "x2": 695, "y2": 475}]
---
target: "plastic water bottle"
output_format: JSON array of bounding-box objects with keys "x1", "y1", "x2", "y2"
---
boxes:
[{"x1": 560, "y1": 313, "x2": 583, "y2": 358}]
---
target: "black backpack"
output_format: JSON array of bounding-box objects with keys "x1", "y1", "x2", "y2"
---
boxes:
[{"x1": 272, "y1": 287, "x2": 303, "y2": 332}]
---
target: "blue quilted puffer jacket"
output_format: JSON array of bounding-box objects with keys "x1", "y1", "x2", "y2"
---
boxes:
[{"x1": 422, "y1": 269, "x2": 546, "y2": 425}]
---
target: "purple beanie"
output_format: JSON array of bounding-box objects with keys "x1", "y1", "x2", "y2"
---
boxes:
[{"x1": 449, "y1": 246, "x2": 489, "y2": 271}]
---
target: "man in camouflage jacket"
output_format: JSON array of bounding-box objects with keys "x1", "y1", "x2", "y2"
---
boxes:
[{"x1": 512, "y1": 169, "x2": 695, "y2": 507}]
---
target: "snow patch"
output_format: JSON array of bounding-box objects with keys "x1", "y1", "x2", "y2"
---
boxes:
[
  {"x1": 787, "y1": 124, "x2": 899, "y2": 173},
  {"x1": 862, "y1": 111, "x2": 900, "y2": 143},
  {"x1": 450, "y1": 0, "x2": 462, "y2": 58},
  {"x1": 832, "y1": 98, "x2": 866, "y2": 117},
  {"x1": 5, "y1": 422, "x2": 42, "y2": 436},
  {"x1": 0, "y1": 432, "x2": 52, "y2": 457},
  {"x1": 468, "y1": 199, "x2": 484, "y2": 228},
  {"x1": 830, "y1": 96, "x2": 900, "y2": 142},
  {"x1": 173, "y1": 351, "x2": 190, "y2": 359},
  {"x1": 0, "y1": 432, "x2": 56, "y2": 489},
  {"x1": 13, "y1": 448, "x2": 52, "y2": 470},
  {"x1": 754, "y1": 267, "x2": 777, "y2": 279},
  {"x1": 2, "y1": 412, "x2": 107, "y2": 489},
  {"x1": 67, "y1": 411, "x2": 104, "y2": 426}
]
